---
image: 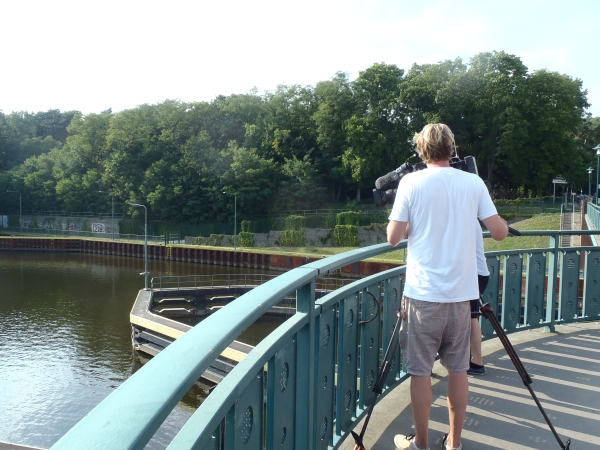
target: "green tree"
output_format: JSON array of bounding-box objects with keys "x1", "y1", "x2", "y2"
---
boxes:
[
  {"x1": 34, "y1": 109, "x2": 78, "y2": 143},
  {"x1": 399, "y1": 58, "x2": 467, "y2": 136},
  {"x1": 344, "y1": 62, "x2": 410, "y2": 199},
  {"x1": 64, "y1": 110, "x2": 112, "y2": 170},
  {"x1": 513, "y1": 70, "x2": 589, "y2": 194},
  {"x1": 220, "y1": 143, "x2": 282, "y2": 220},
  {"x1": 444, "y1": 51, "x2": 529, "y2": 188},
  {"x1": 11, "y1": 150, "x2": 59, "y2": 210},
  {"x1": 312, "y1": 72, "x2": 356, "y2": 201}
]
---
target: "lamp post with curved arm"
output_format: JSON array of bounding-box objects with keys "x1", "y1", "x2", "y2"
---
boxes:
[
  {"x1": 594, "y1": 144, "x2": 600, "y2": 204},
  {"x1": 98, "y1": 190, "x2": 114, "y2": 240},
  {"x1": 223, "y1": 191, "x2": 237, "y2": 250},
  {"x1": 6, "y1": 190, "x2": 21, "y2": 232},
  {"x1": 128, "y1": 203, "x2": 149, "y2": 290}
]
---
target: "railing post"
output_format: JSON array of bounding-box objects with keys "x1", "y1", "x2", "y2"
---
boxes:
[
  {"x1": 545, "y1": 234, "x2": 559, "y2": 332},
  {"x1": 295, "y1": 282, "x2": 316, "y2": 450}
]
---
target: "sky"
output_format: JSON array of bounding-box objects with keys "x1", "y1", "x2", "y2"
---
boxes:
[{"x1": 1, "y1": 0, "x2": 599, "y2": 117}]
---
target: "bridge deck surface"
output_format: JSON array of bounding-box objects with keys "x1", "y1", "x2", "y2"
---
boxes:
[{"x1": 341, "y1": 321, "x2": 600, "y2": 450}]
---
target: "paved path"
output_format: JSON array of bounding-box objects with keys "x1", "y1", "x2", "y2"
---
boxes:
[
  {"x1": 0, "y1": 443, "x2": 44, "y2": 450},
  {"x1": 340, "y1": 321, "x2": 600, "y2": 450}
]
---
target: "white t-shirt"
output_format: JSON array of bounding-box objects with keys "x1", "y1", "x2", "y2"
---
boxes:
[
  {"x1": 389, "y1": 166, "x2": 497, "y2": 302},
  {"x1": 476, "y1": 222, "x2": 490, "y2": 276}
]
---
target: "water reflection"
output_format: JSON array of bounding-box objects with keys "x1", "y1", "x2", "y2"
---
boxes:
[{"x1": 0, "y1": 252, "x2": 280, "y2": 449}]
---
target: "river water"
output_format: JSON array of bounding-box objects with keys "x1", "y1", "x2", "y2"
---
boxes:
[{"x1": 0, "y1": 252, "x2": 281, "y2": 449}]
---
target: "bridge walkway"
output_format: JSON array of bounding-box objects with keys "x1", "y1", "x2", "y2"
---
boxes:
[
  {"x1": 560, "y1": 209, "x2": 582, "y2": 247},
  {"x1": 340, "y1": 321, "x2": 600, "y2": 450}
]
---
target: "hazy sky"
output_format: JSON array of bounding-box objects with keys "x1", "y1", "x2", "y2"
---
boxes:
[{"x1": 1, "y1": 0, "x2": 599, "y2": 116}]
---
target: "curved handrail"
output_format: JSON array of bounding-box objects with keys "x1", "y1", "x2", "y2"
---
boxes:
[
  {"x1": 51, "y1": 242, "x2": 398, "y2": 449},
  {"x1": 51, "y1": 231, "x2": 600, "y2": 450}
]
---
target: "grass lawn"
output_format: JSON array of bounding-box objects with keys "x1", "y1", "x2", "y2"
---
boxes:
[{"x1": 484, "y1": 213, "x2": 560, "y2": 252}]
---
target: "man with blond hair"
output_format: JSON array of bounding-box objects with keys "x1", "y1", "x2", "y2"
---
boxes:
[{"x1": 387, "y1": 124, "x2": 507, "y2": 450}]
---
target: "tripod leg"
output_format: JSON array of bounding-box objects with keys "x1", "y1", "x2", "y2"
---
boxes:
[
  {"x1": 352, "y1": 310, "x2": 402, "y2": 448},
  {"x1": 479, "y1": 301, "x2": 570, "y2": 449}
]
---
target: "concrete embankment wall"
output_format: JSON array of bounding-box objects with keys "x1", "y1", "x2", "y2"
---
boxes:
[
  {"x1": 186, "y1": 225, "x2": 389, "y2": 248},
  {"x1": 0, "y1": 236, "x2": 400, "y2": 278}
]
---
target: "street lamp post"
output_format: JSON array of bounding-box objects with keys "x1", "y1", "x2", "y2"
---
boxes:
[
  {"x1": 128, "y1": 203, "x2": 149, "y2": 290},
  {"x1": 223, "y1": 191, "x2": 237, "y2": 250},
  {"x1": 6, "y1": 190, "x2": 21, "y2": 232},
  {"x1": 594, "y1": 144, "x2": 600, "y2": 204},
  {"x1": 99, "y1": 191, "x2": 115, "y2": 240},
  {"x1": 588, "y1": 167, "x2": 594, "y2": 199}
]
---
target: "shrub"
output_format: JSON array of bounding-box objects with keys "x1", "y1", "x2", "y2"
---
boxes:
[
  {"x1": 208, "y1": 234, "x2": 225, "y2": 246},
  {"x1": 336, "y1": 211, "x2": 361, "y2": 226},
  {"x1": 279, "y1": 230, "x2": 306, "y2": 247},
  {"x1": 241, "y1": 220, "x2": 256, "y2": 233},
  {"x1": 285, "y1": 215, "x2": 306, "y2": 231},
  {"x1": 333, "y1": 225, "x2": 359, "y2": 246},
  {"x1": 238, "y1": 231, "x2": 255, "y2": 247}
]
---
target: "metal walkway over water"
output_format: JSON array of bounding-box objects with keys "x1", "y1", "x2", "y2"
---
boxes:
[
  {"x1": 338, "y1": 321, "x2": 600, "y2": 450},
  {"x1": 47, "y1": 205, "x2": 600, "y2": 450}
]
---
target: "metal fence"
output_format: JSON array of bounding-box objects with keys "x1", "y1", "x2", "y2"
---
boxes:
[
  {"x1": 23, "y1": 210, "x2": 125, "y2": 219},
  {"x1": 0, "y1": 227, "x2": 164, "y2": 243},
  {"x1": 50, "y1": 229, "x2": 600, "y2": 450},
  {"x1": 151, "y1": 274, "x2": 357, "y2": 292},
  {"x1": 272, "y1": 208, "x2": 387, "y2": 217},
  {"x1": 493, "y1": 199, "x2": 563, "y2": 216}
]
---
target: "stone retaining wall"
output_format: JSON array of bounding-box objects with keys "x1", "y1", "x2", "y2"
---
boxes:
[
  {"x1": 185, "y1": 225, "x2": 388, "y2": 248},
  {"x1": 17, "y1": 214, "x2": 119, "y2": 235}
]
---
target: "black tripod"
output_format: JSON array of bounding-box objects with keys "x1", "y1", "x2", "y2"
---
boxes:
[
  {"x1": 351, "y1": 301, "x2": 572, "y2": 450},
  {"x1": 478, "y1": 297, "x2": 571, "y2": 449},
  {"x1": 351, "y1": 309, "x2": 402, "y2": 450}
]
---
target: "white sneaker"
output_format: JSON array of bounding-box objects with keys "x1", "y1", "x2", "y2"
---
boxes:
[
  {"x1": 442, "y1": 433, "x2": 462, "y2": 450},
  {"x1": 393, "y1": 434, "x2": 430, "y2": 450}
]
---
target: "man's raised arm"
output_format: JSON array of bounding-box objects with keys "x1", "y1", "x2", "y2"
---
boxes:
[
  {"x1": 387, "y1": 220, "x2": 408, "y2": 246},
  {"x1": 481, "y1": 214, "x2": 509, "y2": 241}
]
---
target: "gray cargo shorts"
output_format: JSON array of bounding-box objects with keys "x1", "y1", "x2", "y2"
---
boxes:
[{"x1": 399, "y1": 296, "x2": 470, "y2": 376}]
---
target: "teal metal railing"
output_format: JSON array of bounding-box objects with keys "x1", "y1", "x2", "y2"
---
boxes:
[
  {"x1": 586, "y1": 202, "x2": 600, "y2": 231},
  {"x1": 150, "y1": 274, "x2": 357, "y2": 293},
  {"x1": 51, "y1": 230, "x2": 600, "y2": 450}
]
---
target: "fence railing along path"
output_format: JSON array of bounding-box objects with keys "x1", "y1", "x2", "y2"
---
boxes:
[{"x1": 50, "y1": 230, "x2": 600, "y2": 450}]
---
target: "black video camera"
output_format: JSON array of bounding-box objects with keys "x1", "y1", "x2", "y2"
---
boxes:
[{"x1": 373, "y1": 155, "x2": 478, "y2": 207}]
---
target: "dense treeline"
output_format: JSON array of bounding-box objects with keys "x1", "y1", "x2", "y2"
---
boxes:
[{"x1": 1, "y1": 51, "x2": 599, "y2": 224}]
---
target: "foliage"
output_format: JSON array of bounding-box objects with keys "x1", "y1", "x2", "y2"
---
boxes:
[
  {"x1": 238, "y1": 231, "x2": 255, "y2": 247},
  {"x1": 333, "y1": 225, "x2": 359, "y2": 246},
  {"x1": 208, "y1": 234, "x2": 225, "y2": 246},
  {"x1": 284, "y1": 215, "x2": 306, "y2": 231},
  {"x1": 241, "y1": 220, "x2": 255, "y2": 232},
  {"x1": 304, "y1": 214, "x2": 337, "y2": 229},
  {"x1": 278, "y1": 230, "x2": 306, "y2": 247},
  {"x1": 7, "y1": 214, "x2": 19, "y2": 227},
  {"x1": 0, "y1": 54, "x2": 593, "y2": 222},
  {"x1": 336, "y1": 211, "x2": 361, "y2": 226}
]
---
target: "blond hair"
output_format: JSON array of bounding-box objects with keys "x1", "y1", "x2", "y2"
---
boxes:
[{"x1": 413, "y1": 124, "x2": 455, "y2": 163}]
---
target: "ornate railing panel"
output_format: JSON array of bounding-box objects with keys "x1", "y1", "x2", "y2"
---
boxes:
[{"x1": 51, "y1": 231, "x2": 600, "y2": 450}]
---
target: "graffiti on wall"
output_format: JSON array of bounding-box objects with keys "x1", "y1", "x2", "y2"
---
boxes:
[
  {"x1": 62, "y1": 221, "x2": 82, "y2": 231},
  {"x1": 92, "y1": 223, "x2": 106, "y2": 233}
]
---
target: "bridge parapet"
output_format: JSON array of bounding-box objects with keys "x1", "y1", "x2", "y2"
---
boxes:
[{"x1": 51, "y1": 232, "x2": 600, "y2": 450}]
